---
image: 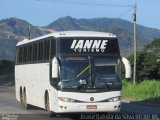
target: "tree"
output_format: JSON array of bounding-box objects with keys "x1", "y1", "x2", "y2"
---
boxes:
[{"x1": 128, "y1": 39, "x2": 160, "y2": 81}]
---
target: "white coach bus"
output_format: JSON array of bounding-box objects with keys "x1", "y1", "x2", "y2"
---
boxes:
[{"x1": 15, "y1": 31, "x2": 131, "y2": 115}]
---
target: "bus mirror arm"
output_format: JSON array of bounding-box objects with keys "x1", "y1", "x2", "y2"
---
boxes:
[
  {"x1": 52, "y1": 57, "x2": 59, "y2": 78},
  {"x1": 122, "y1": 57, "x2": 131, "y2": 79}
]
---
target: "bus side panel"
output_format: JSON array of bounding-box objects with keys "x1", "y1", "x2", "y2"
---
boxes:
[
  {"x1": 15, "y1": 63, "x2": 51, "y2": 109},
  {"x1": 15, "y1": 66, "x2": 21, "y2": 102}
]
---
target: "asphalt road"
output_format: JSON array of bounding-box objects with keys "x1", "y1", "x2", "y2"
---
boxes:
[{"x1": 0, "y1": 85, "x2": 160, "y2": 120}]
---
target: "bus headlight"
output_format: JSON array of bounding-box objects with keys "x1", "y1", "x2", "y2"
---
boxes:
[
  {"x1": 58, "y1": 97, "x2": 76, "y2": 102},
  {"x1": 108, "y1": 96, "x2": 121, "y2": 102}
]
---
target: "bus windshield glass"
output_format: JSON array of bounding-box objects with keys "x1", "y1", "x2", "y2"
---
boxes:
[
  {"x1": 94, "y1": 58, "x2": 120, "y2": 88},
  {"x1": 59, "y1": 57, "x2": 90, "y2": 89},
  {"x1": 58, "y1": 57, "x2": 120, "y2": 90}
]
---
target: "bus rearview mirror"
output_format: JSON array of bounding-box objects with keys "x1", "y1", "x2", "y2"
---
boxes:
[
  {"x1": 122, "y1": 57, "x2": 131, "y2": 79},
  {"x1": 52, "y1": 57, "x2": 59, "y2": 78}
]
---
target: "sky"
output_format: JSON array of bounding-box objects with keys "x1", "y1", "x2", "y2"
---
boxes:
[{"x1": 0, "y1": 0, "x2": 160, "y2": 29}]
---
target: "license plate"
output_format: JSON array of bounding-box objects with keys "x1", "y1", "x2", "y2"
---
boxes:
[{"x1": 86, "y1": 105, "x2": 97, "y2": 109}]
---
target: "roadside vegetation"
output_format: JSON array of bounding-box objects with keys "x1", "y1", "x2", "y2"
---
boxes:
[
  {"x1": 122, "y1": 39, "x2": 160, "y2": 103},
  {"x1": 122, "y1": 80, "x2": 160, "y2": 103},
  {"x1": 0, "y1": 60, "x2": 15, "y2": 85}
]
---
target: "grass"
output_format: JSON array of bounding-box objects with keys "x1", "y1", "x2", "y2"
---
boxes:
[{"x1": 122, "y1": 80, "x2": 160, "y2": 103}]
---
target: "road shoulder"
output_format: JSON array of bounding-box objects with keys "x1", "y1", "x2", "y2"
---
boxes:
[{"x1": 122, "y1": 100, "x2": 160, "y2": 108}]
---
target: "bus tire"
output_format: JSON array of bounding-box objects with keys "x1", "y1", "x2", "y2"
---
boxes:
[
  {"x1": 23, "y1": 88, "x2": 29, "y2": 110},
  {"x1": 20, "y1": 87, "x2": 23, "y2": 105},
  {"x1": 45, "y1": 92, "x2": 56, "y2": 117}
]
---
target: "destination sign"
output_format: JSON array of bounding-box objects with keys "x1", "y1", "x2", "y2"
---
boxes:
[
  {"x1": 57, "y1": 37, "x2": 120, "y2": 56},
  {"x1": 70, "y1": 39, "x2": 108, "y2": 53}
]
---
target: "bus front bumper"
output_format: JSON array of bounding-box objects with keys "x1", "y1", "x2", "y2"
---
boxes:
[{"x1": 55, "y1": 101, "x2": 121, "y2": 113}]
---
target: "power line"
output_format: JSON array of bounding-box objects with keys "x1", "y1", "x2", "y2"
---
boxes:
[
  {"x1": 118, "y1": 7, "x2": 133, "y2": 18},
  {"x1": 36, "y1": 0, "x2": 133, "y2": 8},
  {"x1": 35, "y1": 0, "x2": 134, "y2": 27},
  {"x1": 103, "y1": 7, "x2": 133, "y2": 28}
]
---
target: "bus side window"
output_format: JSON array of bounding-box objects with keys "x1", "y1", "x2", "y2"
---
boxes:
[
  {"x1": 32, "y1": 44, "x2": 35, "y2": 62},
  {"x1": 40, "y1": 42, "x2": 43, "y2": 61},
  {"x1": 24, "y1": 46, "x2": 27, "y2": 63},
  {"x1": 50, "y1": 38, "x2": 56, "y2": 59},
  {"x1": 27, "y1": 44, "x2": 30, "y2": 63},
  {"x1": 37, "y1": 42, "x2": 40, "y2": 61},
  {"x1": 43, "y1": 39, "x2": 49, "y2": 61},
  {"x1": 19, "y1": 47, "x2": 22, "y2": 64},
  {"x1": 33, "y1": 43, "x2": 37, "y2": 62},
  {"x1": 50, "y1": 78, "x2": 60, "y2": 89},
  {"x1": 28, "y1": 44, "x2": 31, "y2": 62},
  {"x1": 36, "y1": 43, "x2": 38, "y2": 62},
  {"x1": 46, "y1": 40, "x2": 50, "y2": 60},
  {"x1": 16, "y1": 47, "x2": 19, "y2": 64},
  {"x1": 26, "y1": 46, "x2": 28, "y2": 63}
]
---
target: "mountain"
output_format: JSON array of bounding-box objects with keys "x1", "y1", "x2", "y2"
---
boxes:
[
  {"x1": 0, "y1": 18, "x2": 52, "y2": 60},
  {"x1": 1, "y1": 16, "x2": 160, "y2": 60},
  {"x1": 47, "y1": 16, "x2": 160, "y2": 55},
  {"x1": 0, "y1": 18, "x2": 51, "y2": 40}
]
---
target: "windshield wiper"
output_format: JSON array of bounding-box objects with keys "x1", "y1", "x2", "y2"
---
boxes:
[{"x1": 75, "y1": 64, "x2": 91, "y2": 79}]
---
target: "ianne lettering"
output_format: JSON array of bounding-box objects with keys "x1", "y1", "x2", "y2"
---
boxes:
[{"x1": 70, "y1": 40, "x2": 108, "y2": 53}]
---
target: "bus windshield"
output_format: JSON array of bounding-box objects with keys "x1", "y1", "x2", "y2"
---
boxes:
[
  {"x1": 58, "y1": 57, "x2": 120, "y2": 90},
  {"x1": 94, "y1": 58, "x2": 120, "y2": 88},
  {"x1": 59, "y1": 57, "x2": 90, "y2": 89}
]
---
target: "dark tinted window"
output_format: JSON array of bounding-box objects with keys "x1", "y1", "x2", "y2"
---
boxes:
[{"x1": 16, "y1": 37, "x2": 56, "y2": 64}]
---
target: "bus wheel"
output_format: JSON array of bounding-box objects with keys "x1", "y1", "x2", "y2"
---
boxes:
[
  {"x1": 23, "y1": 89, "x2": 29, "y2": 109},
  {"x1": 45, "y1": 93, "x2": 56, "y2": 117},
  {"x1": 20, "y1": 88, "x2": 23, "y2": 105}
]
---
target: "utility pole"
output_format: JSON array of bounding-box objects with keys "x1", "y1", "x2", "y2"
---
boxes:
[{"x1": 133, "y1": 3, "x2": 137, "y2": 84}]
